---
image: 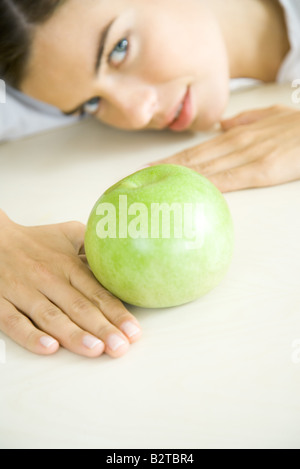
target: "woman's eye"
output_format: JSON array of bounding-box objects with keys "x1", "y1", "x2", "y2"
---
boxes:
[
  {"x1": 109, "y1": 38, "x2": 129, "y2": 66},
  {"x1": 83, "y1": 97, "x2": 101, "y2": 115}
]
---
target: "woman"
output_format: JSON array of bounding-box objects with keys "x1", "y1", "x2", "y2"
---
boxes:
[{"x1": 0, "y1": 0, "x2": 299, "y2": 358}]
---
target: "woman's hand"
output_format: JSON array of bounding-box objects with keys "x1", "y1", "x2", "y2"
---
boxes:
[
  {"x1": 0, "y1": 211, "x2": 141, "y2": 358},
  {"x1": 152, "y1": 106, "x2": 300, "y2": 192}
]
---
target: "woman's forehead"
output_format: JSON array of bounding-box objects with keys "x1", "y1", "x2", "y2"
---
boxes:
[
  {"x1": 22, "y1": 0, "x2": 114, "y2": 105},
  {"x1": 21, "y1": 0, "x2": 148, "y2": 106}
]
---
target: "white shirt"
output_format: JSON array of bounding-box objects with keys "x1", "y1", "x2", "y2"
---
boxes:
[
  {"x1": 0, "y1": 86, "x2": 80, "y2": 142},
  {"x1": 1, "y1": 0, "x2": 300, "y2": 142},
  {"x1": 277, "y1": 0, "x2": 300, "y2": 83}
]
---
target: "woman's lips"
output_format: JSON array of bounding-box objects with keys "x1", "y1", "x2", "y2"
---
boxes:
[{"x1": 168, "y1": 87, "x2": 193, "y2": 131}]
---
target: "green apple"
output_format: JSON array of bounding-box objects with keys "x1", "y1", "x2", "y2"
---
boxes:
[{"x1": 85, "y1": 164, "x2": 234, "y2": 308}]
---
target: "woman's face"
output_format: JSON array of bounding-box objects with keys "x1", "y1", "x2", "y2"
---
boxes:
[{"x1": 22, "y1": 0, "x2": 230, "y2": 131}]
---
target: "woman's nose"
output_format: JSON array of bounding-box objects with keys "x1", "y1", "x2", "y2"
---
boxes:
[{"x1": 101, "y1": 79, "x2": 158, "y2": 130}]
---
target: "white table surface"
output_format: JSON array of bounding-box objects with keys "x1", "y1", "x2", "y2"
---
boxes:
[{"x1": 0, "y1": 83, "x2": 299, "y2": 449}]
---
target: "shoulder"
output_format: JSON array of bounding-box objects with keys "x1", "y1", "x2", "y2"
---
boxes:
[{"x1": 0, "y1": 85, "x2": 80, "y2": 142}]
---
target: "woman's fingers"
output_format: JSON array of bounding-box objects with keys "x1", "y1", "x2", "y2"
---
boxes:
[
  {"x1": 30, "y1": 296, "x2": 107, "y2": 358},
  {"x1": 3, "y1": 255, "x2": 141, "y2": 358},
  {"x1": 149, "y1": 105, "x2": 300, "y2": 193},
  {"x1": 194, "y1": 145, "x2": 260, "y2": 177},
  {"x1": 4, "y1": 285, "x2": 106, "y2": 358},
  {"x1": 5, "y1": 277, "x2": 132, "y2": 359},
  {"x1": 220, "y1": 105, "x2": 293, "y2": 130},
  {"x1": 208, "y1": 141, "x2": 300, "y2": 193},
  {"x1": 154, "y1": 107, "x2": 293, "y2": 169},
  {"x1": 208, "y1": 161, "x2": 267, "y2": 193},
  {"x1": 68, "y1": 261, "x2": 142, "y2": 344},
  {"x1": 40, "y1": 281, "x2": 133, "y2": 358},
  {"x1": 151, "y1": 112, "x2": 278, "y2": 169},
  {"x1": 0, "y1": 299, "x2": 59, "y2": 355},
  {"x1": 33, "y1": 254, "x2": 141, "y2": 356}
]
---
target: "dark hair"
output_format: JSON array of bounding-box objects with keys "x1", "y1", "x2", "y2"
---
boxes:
[{"x1": 0, "y1": 0, "x2": 63, "y2": 88}]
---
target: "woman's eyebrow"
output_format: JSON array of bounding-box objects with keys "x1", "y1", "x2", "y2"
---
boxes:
[
  {"x1": 95, "y1": 19, "x2": 115, "y2": 72},
  {"x1": 62, "y1": 19, "x2": 116, "y2": 116}
]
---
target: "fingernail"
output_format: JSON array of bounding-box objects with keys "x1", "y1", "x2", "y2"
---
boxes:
[
  {"x1": 83, "y1": 335, "x2": 104, "y2": 350},
  {"x1": 40, "y1": 336, "x2": 58, "y2": 348},
  {"x1": 106, "y1": 334, "x2": 127, "y2": 352},
  {"x1": 120, "y1": 321, "x2": 141, "y2": 338}
]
